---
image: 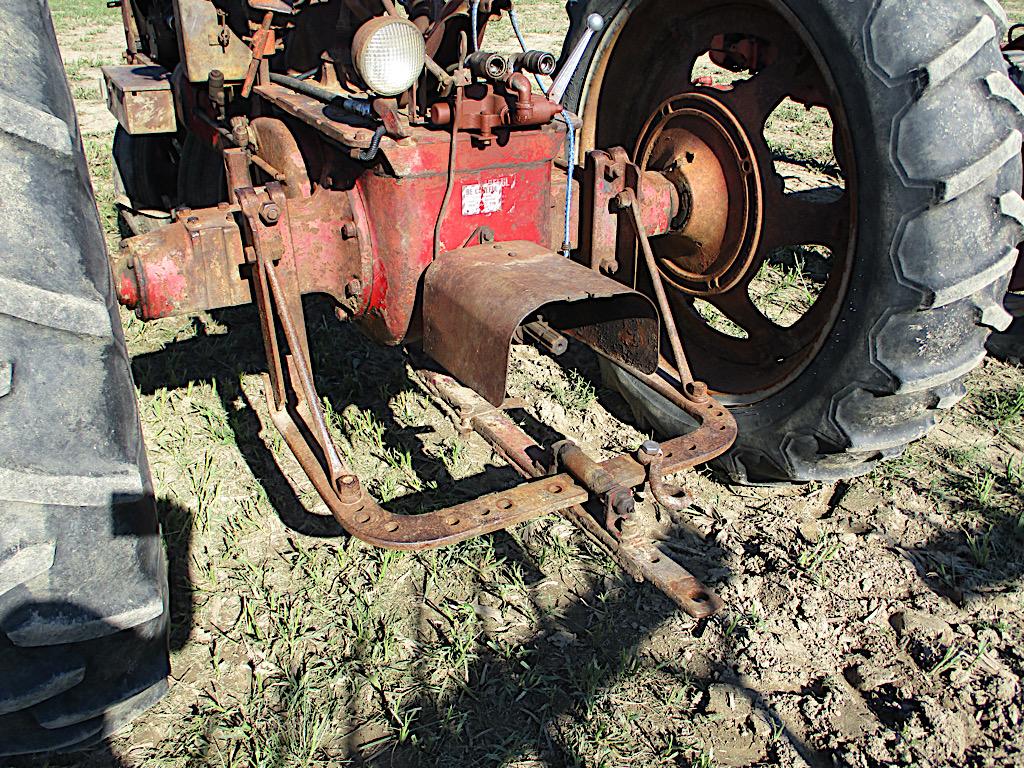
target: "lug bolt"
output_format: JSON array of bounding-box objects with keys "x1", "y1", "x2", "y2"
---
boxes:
[{"x1": 259, "y1": 202, "x2": 281, "y2": 225}]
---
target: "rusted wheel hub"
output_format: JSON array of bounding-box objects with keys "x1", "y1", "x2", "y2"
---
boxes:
[{"x1": 638, "y1": 93, "x2": 763, "y2": 296}]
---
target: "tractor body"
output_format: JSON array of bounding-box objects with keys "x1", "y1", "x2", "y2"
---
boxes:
[
  {"x1": 101, "y1": 0, "x2": 1024, "y2": 612},
  {"x1": 106, "y1": 0, "x2": 731, "y2": 615}
]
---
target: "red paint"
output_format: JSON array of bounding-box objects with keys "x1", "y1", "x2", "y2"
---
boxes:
[{"x1": 352, "y1": 122, "x2": 566, "y2": 344}]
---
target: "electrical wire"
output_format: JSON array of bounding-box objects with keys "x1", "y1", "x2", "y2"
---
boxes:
[
  {"x1": 510, "y1": 6, "x2": 576, "y2": 257},
  {"x1": 435, "y1": 35, "x2": 468, "y2": 259},
  {"x1": 357, "y1": 125, "x2": 387, "y2": 161}
]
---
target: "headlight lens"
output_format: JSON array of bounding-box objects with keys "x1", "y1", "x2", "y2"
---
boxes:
[{"x1": 352, "y1": 17, "x2": 425, "y2": 97}]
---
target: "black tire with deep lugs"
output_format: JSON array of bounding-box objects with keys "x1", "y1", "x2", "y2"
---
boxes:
[
  {"x1": 563, "y1": 0, "x2": 1024, "y2": 483},
  {"x1": 0, "y1": 0, "x2": 169, "y2": 755}
]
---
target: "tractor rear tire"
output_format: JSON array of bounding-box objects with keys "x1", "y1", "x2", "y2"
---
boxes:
[
  {"x1": 0, "y1": 0, "x2": 169, "y2": 755},
  {"x1": 112, "y1": 127, "x2": 176, "y2": 236},
  {"x1": 564, "y1": 0, "x2": 1024, "y2": 483}
]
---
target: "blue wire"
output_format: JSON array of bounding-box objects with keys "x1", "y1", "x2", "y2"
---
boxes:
[
  {"x1": 470, "y1": 0, "x2": 480, "y2": 52},
  {"x1": 509, "y1": 7, "x2": 575, "y2": 257},
  {"x1": 560, "y1": 113, "x2": 576, "y2": 257}
]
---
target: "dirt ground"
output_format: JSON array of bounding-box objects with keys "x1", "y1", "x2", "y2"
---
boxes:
[{"x1": 18, "y1": 1, "x2": 1024, "y2": 766}]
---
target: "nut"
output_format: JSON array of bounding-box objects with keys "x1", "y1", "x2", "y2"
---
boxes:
[
  {"x1": 337, "y1": 474, "x2": 362, "y2": 503},
  {"x1": 685, "y1": 381, "x2": 709, "y2": 402},
  {"x1": 640, "y1": 440, "x2": 661, "y2": 457},
  {"x1": 341, "y1": 221, "x2": 359, "y2": 239},
  {"x1": 259, "y1": 202, "x2": 281, "y2": 225}
]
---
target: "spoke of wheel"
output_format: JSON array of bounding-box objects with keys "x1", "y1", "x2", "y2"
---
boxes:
[
  {"x1": 717, "y1": 64, "x2": 795, "y2": 128},
  {"x1": 703, "y1": 288, "x2": 782, "y2": 344},
  {"x1": 760, "y1": 190, "x2": 849, "y2": 253}
]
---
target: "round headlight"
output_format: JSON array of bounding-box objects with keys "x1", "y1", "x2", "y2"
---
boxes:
[{"x1": 352, "y1": 17, "x2": 425, "y2": 97}]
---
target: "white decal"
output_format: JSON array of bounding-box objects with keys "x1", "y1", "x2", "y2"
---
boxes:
[
  {"x1": 462, "y1": 184, "x2": 483, "y2": 216},
  {"x1": 461, "y1": 177, "x2": 510, "y2": 215}
]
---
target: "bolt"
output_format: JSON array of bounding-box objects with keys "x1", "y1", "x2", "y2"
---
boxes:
[
  {"x1": 186, "y1": 216, "x2": 199, "y2": 226},
  {"x1": 685, "y1": 381, "x2": 709, "y2": 402},
  {"x1": 614, "y1": 191, "x2": 632, "y2": 210},
  {"x1": 259, "y1": 202, "x2": 281, "y2": 225},
  {"x1": 337, "y1": 474, "x2": 361, "y2": 503},
  {"x1": 217, "y1": 202, "x2": 230, "y2": 211},
  {"x1": 479, "y1": 226, "x2": 495, "y2": 244},
  {"x1": 341, "y1": 221, "x2": 359, "y2": 239},
  {"x1": 344, "y1": 278, "x2": 362, "y2": 299},
  {"x1": 637, "y1": 440, "x2": 664, "y2": 465},
  {"x1": 640, "y1": 440, "x2": 661, "y2": 457}
]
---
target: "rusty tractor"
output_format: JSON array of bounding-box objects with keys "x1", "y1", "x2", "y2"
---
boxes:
[{"x1": 1, "y1": 0, "x2": 1022, "y2": 753}]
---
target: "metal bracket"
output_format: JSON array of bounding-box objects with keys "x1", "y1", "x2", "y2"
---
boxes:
[{"x1": 422, "y1": 240, "x2": 661, "y2": 406}]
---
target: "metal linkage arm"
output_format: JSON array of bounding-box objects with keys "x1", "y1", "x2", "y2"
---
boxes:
[
  {"x1": 233, "y1": 174, "x2": 736, "y2": 617},
  {"x1": 236, "y1": 181, "x2": 593, "y2": 551}
]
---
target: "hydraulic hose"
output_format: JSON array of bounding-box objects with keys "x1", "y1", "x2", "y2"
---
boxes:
[{"x1": 268, "y1": 72, "x2": 373, "y2": 118}]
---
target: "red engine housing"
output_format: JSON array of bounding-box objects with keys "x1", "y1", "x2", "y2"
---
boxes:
[
  {"x1": 115, "y1": 118, "x2": 569, "y2": 347},
  {"x1": 353, "y1": 119, "x2": 566, "y2": 344}
]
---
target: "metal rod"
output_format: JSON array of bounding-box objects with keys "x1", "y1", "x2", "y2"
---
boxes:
[
  {"x1": 549, "y1": 13, "x2": 604, "y2": 104},
  {"x1": 623, "y1": 191, "x2": 694, "y2": 385},
  {"x1": 249, "y1": 153, "x2": 286, "y2": 181},
  {"x1": 522, "y1": 319, "x2": 568, "y2": 355}
]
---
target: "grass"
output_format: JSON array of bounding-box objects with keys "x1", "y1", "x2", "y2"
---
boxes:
[
  {"x1": 974, "y1": 384, "x2": 1024, "y2": 431},
  {"x1": 37, "y1": 0, "x2": 1024, "y2": 766},
  {"x1": 796, "y1": 536, "x2": 842, "y2": 586}
]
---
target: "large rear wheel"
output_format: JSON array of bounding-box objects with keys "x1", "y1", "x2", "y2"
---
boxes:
[
  {"x1": 564, "y1": 0, "x2": 1024, "y2": 482},
  {"x1": 0, "y1": 0, "x2": 169, "y2": 754}
]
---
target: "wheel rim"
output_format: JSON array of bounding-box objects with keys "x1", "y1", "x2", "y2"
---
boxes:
[{"x1": 597, "y1": 2, "x2": 857, "y2": 404}]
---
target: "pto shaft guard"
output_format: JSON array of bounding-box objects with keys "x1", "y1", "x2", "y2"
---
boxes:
[{"x1": 422, "y1": 241, "x2": 660, "y2": 406}]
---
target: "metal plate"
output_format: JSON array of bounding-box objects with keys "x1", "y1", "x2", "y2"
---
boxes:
[
  {"x1": 173, "y1": 0, "x2": 252, "y2": 82},
  {"x1": 423, "y1": 241, "x2": 660, "y2": 405}
]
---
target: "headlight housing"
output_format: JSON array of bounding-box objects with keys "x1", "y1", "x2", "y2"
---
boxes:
[{"x1": 352, "y1": 17, "x2": 425, "y2": 97}]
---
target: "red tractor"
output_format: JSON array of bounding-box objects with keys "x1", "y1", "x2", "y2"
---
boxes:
[{"x1": 1, "y1": 0, "x2": 1021, "y2": 753}]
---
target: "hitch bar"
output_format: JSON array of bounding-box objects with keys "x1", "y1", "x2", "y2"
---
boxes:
[{"x1": 233, "y1": 171, "x2": 735, "y2": 617}]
